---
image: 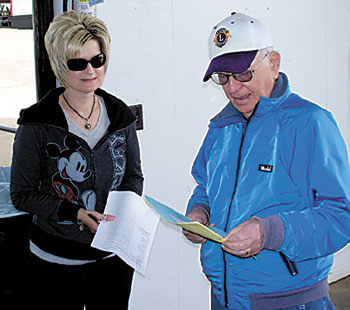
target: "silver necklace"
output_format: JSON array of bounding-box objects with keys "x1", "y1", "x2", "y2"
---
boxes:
[{"x1": 63, "y1": 94, "x2": 96, "y2": 130}]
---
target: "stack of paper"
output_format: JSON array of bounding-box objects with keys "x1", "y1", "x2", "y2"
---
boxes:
[{"x1": 92, "y1": 191, "x2": 159, "y2": 275}]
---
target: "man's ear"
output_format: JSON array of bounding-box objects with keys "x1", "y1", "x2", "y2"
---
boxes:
[{"x1": 268, "y1": 51, "x2": 281, "y2": 80}]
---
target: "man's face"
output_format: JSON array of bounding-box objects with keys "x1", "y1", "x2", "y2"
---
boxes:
[{"x1": 222, "y1": 52, "x2": 280, "y2": 118}]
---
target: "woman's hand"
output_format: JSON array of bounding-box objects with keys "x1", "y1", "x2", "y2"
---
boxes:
[{"x1": 77, "y1": 208, "x2": 116, "y2": 233}]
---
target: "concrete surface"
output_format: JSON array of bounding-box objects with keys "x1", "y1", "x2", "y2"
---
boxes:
[
  {"x1": 330, "y1": 275, "x2": 350, "y2": 310},
  {"x1": 0, "y1": 28, "x2": 36, "y2": 166}
]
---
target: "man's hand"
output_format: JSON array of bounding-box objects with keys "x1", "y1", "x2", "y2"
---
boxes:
[
  {"x1": 222, "y1": 218, "x2": 263, "y2": 257},
  {"x1": 182, "y1": 207, "x2": 210, "y2": 244}
]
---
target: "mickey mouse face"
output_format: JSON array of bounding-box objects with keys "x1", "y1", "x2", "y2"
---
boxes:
[
  {"x1": 58, "y1": 151, "x2": 91, "y2": 183},
  {"x1": 47, "y1": 136, "x2": 92, "y2": 184}
]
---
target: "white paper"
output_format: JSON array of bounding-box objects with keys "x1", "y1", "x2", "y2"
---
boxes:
[{"x1": 91, "y1": 191, "x2": 159, "y2": 275}]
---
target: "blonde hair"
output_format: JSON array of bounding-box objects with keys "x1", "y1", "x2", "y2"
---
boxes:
[{"x1": 44, "y1": 11, "x2": 111, "y2": 87}]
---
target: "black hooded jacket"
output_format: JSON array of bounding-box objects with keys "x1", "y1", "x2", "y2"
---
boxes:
[{"x1": 10, "y1": 87, "x2": 143, "y2": 260}]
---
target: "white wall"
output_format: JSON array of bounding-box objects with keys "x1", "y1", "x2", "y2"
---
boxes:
[
  {"x1": 95, "y1": 1, "x2": 349, "y2": 309},
  {"x1": 11, "y1": 0, "x2": 32, "y2": 15}
]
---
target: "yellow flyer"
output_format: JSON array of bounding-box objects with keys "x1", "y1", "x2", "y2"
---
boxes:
[{"x1": 144, "y1": 195, "x2": 226, "y2": 243}]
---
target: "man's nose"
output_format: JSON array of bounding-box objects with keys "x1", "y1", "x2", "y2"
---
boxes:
[{"x1": 225, "y1": 75, "x2": 242, "y2": 92}]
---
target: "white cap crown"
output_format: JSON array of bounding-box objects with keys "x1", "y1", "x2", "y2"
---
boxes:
[{"x1": 208, "y1": 12, "x2": 273, "y2": 60}]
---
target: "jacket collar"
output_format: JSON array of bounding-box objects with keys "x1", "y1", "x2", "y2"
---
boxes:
[
  {"x1": 209, "y1": 101, "x2": 245, "y2": 128},
  {"x1": 17, "y1": 87, "x2": 68, "y2": 128},
  {"x1": 17, "y1": 87, "x2": 136, "y2": 132},
  {"x1": 253, "y1": 72, "x2": 291, "y2": 118},
  {"x1": 209, "y1": 72, "x2": 291, "y2": 128}
]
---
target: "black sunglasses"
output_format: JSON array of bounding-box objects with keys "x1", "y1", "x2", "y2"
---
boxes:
[{"x1": 67, "y1": 53, "x2": 106, "y2": 71}]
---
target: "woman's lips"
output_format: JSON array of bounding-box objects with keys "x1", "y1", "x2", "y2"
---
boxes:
[{"x1": 81, "y1": 77, "x2": 97, "y2": 82}]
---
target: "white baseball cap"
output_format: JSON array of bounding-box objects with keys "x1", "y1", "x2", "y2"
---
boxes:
[{"x1": 203, "y1": 12, "x2": 273, "y2": 82}]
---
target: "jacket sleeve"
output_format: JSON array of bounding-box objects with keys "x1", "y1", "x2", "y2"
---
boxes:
[
  {"x1": 279, "y1": 109, "x2": 350, "y2": 261},
  {"x1": 186, "y1": 130, "x2": 212, "y2": 216},
  {"x1": 118, "y1": 122, "x2": 144, "y2": 196},
  {"x1": 10, "y1": 125, "x2": 81, "y2": 222}
]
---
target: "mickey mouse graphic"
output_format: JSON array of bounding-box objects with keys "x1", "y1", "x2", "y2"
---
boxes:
[{"x1": 46, "y1": 136, "x2": 96, "y2": 223}]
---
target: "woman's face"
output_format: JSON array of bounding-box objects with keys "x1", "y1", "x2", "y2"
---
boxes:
[{"x1": 66, "y1": 39, "x2": 106, "y2": 95}]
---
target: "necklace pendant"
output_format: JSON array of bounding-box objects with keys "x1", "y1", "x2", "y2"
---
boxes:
[{"x1": 63, "y1": 94, "x2": 96, "y2": 131}]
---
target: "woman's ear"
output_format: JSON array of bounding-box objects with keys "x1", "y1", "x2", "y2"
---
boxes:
[{"x1": 268, "y1": 51, "x2": 281, "y2": 80}]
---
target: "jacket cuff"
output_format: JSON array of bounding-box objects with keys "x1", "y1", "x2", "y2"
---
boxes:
[
  {"x1": 254, "y1": 215, "x2": 285, "y2": 250},
  {"x1": 58, "y1": 200, "x2": 83, "y2": 223}
]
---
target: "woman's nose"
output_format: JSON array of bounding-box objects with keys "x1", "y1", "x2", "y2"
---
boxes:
[{"x1": 85, "y1": 63, "x2": 94, "y2": 73}]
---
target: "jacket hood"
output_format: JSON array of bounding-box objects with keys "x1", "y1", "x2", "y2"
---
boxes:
[
  {"x1": 17, "y1": 87, "x2": 136, "y2": 132},
  {"x1": 209, "y1": 72, "x2": 290, "y2": 128}
]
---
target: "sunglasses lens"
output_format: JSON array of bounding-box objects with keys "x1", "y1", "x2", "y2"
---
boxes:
[
  {"x1": 90, "y1": 53, "x2": 106, "y2": 69},
  {"x1": 67, "y1": 53, "x2": 106, "y2": 71},
  {"x1": 67, "y1": 58, "x2": 88, "y2": 71}
]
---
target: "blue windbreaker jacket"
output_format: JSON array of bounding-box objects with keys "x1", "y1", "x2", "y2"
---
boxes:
[{"x1": 187, "y1": 73, "x2": 350, "y2": 309}]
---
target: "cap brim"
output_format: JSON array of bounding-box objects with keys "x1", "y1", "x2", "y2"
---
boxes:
[{"x1": 203, "y1": 50, "x2": 259, "y2": 82}]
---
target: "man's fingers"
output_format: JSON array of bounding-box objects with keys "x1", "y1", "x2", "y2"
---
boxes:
[
  {"x1": 182, "y1": 228, "x2": 207, "y2": 244},
  {"x1": 221, "y1": 218, "x2": 263, "y2": 257}
]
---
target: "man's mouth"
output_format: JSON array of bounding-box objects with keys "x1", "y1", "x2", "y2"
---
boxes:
[{"x1": 234, "y1": 94, "x2": 251, "y2": 102}]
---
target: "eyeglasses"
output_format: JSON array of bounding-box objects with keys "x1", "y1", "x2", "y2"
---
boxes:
[
  {"x1": 210, "y1": 53, "x2": 268, "y2": 85},
  {"x1": 67, "y1": 53, "x2": 106, "y2": 71}
]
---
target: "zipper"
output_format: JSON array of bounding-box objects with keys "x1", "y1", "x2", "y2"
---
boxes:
[
  {"x1": 223, "y1": 120, "x2": 248, "y2": 308},
  {"x1": 70, "y1": 132, "x2": 108, "y2": 206},
  {"x1": 224, "y1": 121, "x2": 248, "y2": 231},
  {"x1": 90, "y1": 149, "x2": 96, "y2": 194}
]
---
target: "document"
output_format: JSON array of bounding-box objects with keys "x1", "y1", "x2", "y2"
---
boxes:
[
  {"x1": 91, "y1": 191, "x2": 159, "y2": 275},
  {"x1": 144, "y1": 195, "x2": 227, "y2": 243}
]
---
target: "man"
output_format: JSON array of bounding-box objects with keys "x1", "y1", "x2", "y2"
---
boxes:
[{"x1": 183, "y1": 12, "x2": 350, "y2": 310}]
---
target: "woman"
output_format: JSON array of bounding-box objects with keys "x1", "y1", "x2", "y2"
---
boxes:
[{"x1": 10, "y1": 11, "x2": 143, "y2": 309}]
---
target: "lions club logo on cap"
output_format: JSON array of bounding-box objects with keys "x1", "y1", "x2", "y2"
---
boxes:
[{"x1": 213, "y1": 27, "x2": 231, "y2": 48}]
